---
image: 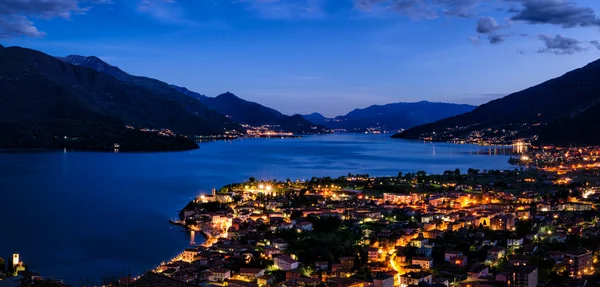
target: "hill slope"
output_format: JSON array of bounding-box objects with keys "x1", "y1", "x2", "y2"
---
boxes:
[
  {"x1": 173, "y1": 89, "x2": 329, "y2": 134},
  {"x1": 58, "y1": 55, "x2": 241, "y2": 133},
  {"x1": 0, "y1": 46, "x2": 236, "y2": 150},
  {"x1": 303, "y1": 102, "x2": 475, "y2": 132},
  {"x1": 394, "y1": 59, "x2": 600, "y2": 145},
  {"x1": 60, "y1": 55, "x2": 324, "y2": 134}
]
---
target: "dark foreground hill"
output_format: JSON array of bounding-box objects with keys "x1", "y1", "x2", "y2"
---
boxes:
[
  {"x1": 395, "y1": 58, "x2": 600, "y2": 146},
  {"x1": 0, "y1": 46, "x2": 235, "y2": 151}
]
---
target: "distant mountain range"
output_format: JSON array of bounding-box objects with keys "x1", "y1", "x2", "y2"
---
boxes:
[
  {"x1": 395, "y1": 58, "x2": 600, "y2": 146},
  {"x1": 171, "y1": 87, "x2": 327, "y2": 134},
  {"x1": 302, "y1": 102, "x2": 476, "y2": 132}
]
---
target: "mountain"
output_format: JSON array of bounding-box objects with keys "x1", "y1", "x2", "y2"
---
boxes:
[
  {"x1": 302, "y1": 113, "x2": 328, "y2": 126},
  {"x1": 0, "y1": 46, "x2": 239, "y2": 151},
  {"x1": 59, "y1": 55, "x2": 241, "y2": 132},
  {"x1": 60, "y1": 55, "x2": 325, "y2": 134},
  {"x1": 171, "y1": 88, "x2": 328, "y2": 134},
  {"x1": 303, "y1": 102, "x2": 476, "y2": 132},
  {"x1": 394, "y1": 58, "x2": 600, "y2": 146}
]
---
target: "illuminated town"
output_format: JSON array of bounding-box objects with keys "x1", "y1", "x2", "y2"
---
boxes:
[
  {"x1": 135, "y1": 150, "x2": 600, "y2": 287},
  {"x1": 4, "y1": 147, "x2": 600, "y2": 287}
]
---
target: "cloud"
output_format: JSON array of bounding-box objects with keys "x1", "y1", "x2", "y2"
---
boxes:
[
  {"x1": 476, "y1": 16, "x2": 500, "y2": 33},
  {"x1": 0, "y1": 0, "x2": 110, "y2": 38},
  {"x1": 235, "y1": 0, "x2": 326, "y2": 20},
  {"x1": 469, "y1": 34, "x2": 480, "y2": 44},
  {"x1": 488, "y1": 34, "x2": 506, "y2": 44},
  {"x1": 537, "y1": 34, "x2": 585, "y2": 55},
  {"x1": 137, "y1": 0, "x2": 197, "y2": 25},
  {"x1": 591, "y1": 40, "x2": 600, "y2": 51},
  {"x1": 0, "y1": 15, "x2": 45, "y2": 38},
  {"x1": 435, "y1": 0, "x2": 480, "y2": 17},
  {"x1": 474, "y1": 16, "x2": 506, "y2": 44},
  {"x1": 509, "y1": 0, "x2": 600, "y2": 28},
  {"x1": 354, "y1": 0, "x2": 481, "y2": 19}
]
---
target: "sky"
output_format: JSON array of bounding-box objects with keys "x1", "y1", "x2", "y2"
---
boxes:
[{"x1": 1, "y1": 0, "x2": 600, "y2": 117}]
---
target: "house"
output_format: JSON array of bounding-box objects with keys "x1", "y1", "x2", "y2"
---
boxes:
[
  {"x1": 487, "y1": 246, "x2": 506, "y2": 261},
  {"x1": 445, "y1": 251, "x2": 463, "y2": 262},
  {"x1": 296, "y1": 221, "x2": 313, "y2": 232},
  {"x1": 315, "y1": 261, "x2": 329, "y2": 271},
  {"x1": 368, "y1": 247, "x2": 381, "y2": 262},
  {"x1": 340, "y1": 256, "x2": 355, "y2": 269},
  {"x1": 275, "y1": 255, "x2": 299, "y2": 271},
  {"x1": 451, "y1": 255, "x2": 468, "y2": 268},
  {"x1": 411, "y1": 256, "x2": 434, "y2": 270},
  {"x1": 409, "y1": 238, "x2": 429, "y2": 248},
  {"x1": 373, "y1": 273, "x2": 394, "y2": 287},
  {"x1": 181, "y1": 248, "x2": 198, "y2": 263},
  {"x1": 209, "y1": 268, "x2": 231, "y2": 282},
  {"x1": 508, "y1": 255, "x2": 529, "y2": 267},
  {"x1": 507, "y1": 266, "x2": 538, "y2": 287},
  {"x1": 239, "y1": 268, "x2": 265, "y2": 280},
  {"x1": 273, "y1": 238, "x2": 289, "y2": 250},
  {"x1": 399, "y1": 271, "x2": 432, "y2": 287},
  {"x1": 257, "y1": 275, "x2": 275, "y2": 287},
  {"x1": 468, "y1": 264, "x2": 489, "y2": 280}
]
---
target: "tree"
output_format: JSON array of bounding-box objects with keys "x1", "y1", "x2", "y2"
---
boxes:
[
  {"x1": 249, "y1": 177, "x2": 256, "y2": 183},
  {"x1": 454, "y1": 168, "x2": 461, "y2": 176}
]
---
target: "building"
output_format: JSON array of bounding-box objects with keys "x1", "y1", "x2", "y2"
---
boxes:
[
  {"x1": 275, "y1": 255, "x2": 299, "y2": 271},
  {"x1": 340, "y1": 256, "x2": 355, "y2": 269},
  {"x1": 239, "y1": 268, "x2": 265, "y2": 280},
  {"x1": 445, "y1": 251, "x2": 463, "y2": 262},
  {"x1": 451, "y1": 255, "x2": 468, "y2": 268},
  {"x1": 411, "y1": 256, "x2": 434, "y2": 269},
  {"x1": 383, "y1": 193, "x2": 420, "y2": 204},
  {"x1": 491, "y1": 214, "x2": 515, "y2": 231},
  {"x1": 210, "y1": 268, "x2": 231, "y2": 281},
  {"x1": 508, "y1": 266, "x2": 538, "y2": 287},
  {"x1": 566, "y1": 249, "x2": 593, "y2": 278},
  {"x1": 373, "y1": 273, "x2": 394, "y2": 287},
  {"x1": 181, "y1": 248, "x2": 197, "y2": 263},
  {"x1": 295, "y1": 221, "x2": 313, "y2": 232},
  {"x1": 399, "y1": 271, "x2": 432, "y2": 287}
]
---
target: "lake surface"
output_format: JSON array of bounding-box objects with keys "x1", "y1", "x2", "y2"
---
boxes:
[{"x1": 0, "y1": 134, "x2": 516, "y2": 285}]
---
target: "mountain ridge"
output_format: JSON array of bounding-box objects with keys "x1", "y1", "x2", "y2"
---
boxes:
[
  {"x1": 394, "y1": 58, "x2": 600, "y2": 145},
  {"x1": 303, "y1": 101, "x2": 476, "y2": 132},
  {"x1": 0, "y1": 45, "x2": 242, "y2": 150},
  {"x1": 61, "y1": 55, "x2": 325, "y2": 134}
]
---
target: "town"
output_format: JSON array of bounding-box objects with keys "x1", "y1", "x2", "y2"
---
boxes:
[
  {"x1": 4, "y1": 148, "x2": 600, "y2": 287},
  {"x1": 138, "y1": 151, "x2": 600, "y2": 287}
]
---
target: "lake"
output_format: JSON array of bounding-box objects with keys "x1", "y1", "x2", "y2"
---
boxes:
[{"x1": 0, "y1": 134, "x2": 516, "y2": 285}]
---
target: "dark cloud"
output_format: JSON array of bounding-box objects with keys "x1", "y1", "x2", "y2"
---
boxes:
[
  {"x1": 476, "y1": 16, "x2": 500, "y2": 33},
  {"x1": 509, "y1": 0, "x2": 600, "y2": 28},
  {"x1": 591, "y1": 40, "x2": 600, "y2": 51},
  {"x1": 488, "y1": 34, "x2": 506, "y2": 44},
  {"x1": 537, "y1": 34, "x2": 585, "y2": 55},
  {"x1": 474, "y1": 16, "x2": 506, "y2": 44},
  {"x1": 0, "y1": 0, "x2": 108, "y2": 38}
]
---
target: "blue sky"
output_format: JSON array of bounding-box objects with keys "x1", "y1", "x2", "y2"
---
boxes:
[{"x1": 1, "y1": 0, "x2": 600, "y2": 117}]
